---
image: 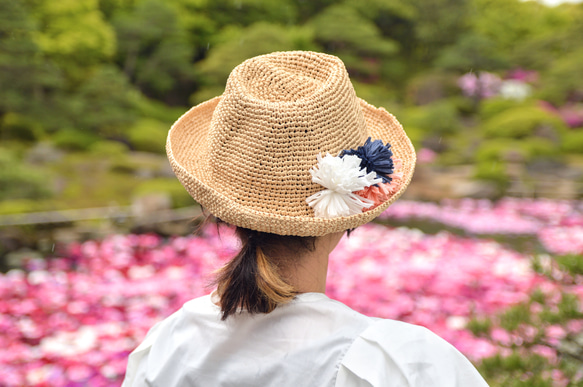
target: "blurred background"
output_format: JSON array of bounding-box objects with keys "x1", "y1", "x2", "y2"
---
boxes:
[{"x1": 1, "y1": 0, "x2": 583, "y2": 385}]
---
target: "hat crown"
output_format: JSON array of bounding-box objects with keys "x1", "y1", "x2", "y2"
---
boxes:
[{"x1": 206, "y1": 51, "x2": 367, "y2": 217}]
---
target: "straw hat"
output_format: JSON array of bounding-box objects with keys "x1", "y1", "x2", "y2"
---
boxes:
[{"x1": 167, "y1": 51, "x2": 415, "y2": 236}]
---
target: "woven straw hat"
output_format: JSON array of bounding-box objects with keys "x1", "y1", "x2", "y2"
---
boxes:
[{"x1": 167, "y1": 51, "x2": 415, "y2": 236}]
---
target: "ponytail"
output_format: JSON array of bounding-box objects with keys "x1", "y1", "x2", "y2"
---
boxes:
[{"x1": 214, "y1": 227, "x2": 315, "y2": 320}]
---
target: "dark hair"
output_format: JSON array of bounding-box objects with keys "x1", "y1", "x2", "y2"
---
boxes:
[{"x1": 214, "y1": 227, "x2": 316, "y2": 320}]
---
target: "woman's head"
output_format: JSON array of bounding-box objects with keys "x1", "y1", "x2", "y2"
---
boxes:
[
  {"x1": 168, "y1": 51, "x2": 415, "y2": 318},
  {"x1": 167, "y1": 51, "x2": 415, "y2": 237}
]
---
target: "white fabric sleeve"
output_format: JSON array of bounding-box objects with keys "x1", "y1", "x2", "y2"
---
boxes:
[
  {"x1": 121, "y1": 319, "x2": 166, "y2": 387},
  {"x1": 335, "y1": 320, "x2": 489, "y2": 387}
]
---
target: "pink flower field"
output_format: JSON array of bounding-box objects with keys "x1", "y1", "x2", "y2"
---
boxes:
[{"x1": 1, "y1": 198, "x2": 583, "y2": 386}]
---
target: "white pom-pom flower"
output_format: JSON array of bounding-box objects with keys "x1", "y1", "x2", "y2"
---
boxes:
[{"x1": 306, "y1": 153, "x2": 381, "y2": 218}]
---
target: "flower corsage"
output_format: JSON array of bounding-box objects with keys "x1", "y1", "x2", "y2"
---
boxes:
[{"x1": 306, "y1": 137, "x2": 403, "y2": 218}]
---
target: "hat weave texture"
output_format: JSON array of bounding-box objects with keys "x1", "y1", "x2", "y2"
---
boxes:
[{"x1": 167, "y1": 51, "x2": 415, "y2": 236}]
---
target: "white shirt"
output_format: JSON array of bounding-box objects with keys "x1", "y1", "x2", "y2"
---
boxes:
[{"x1": 123, "y1": 293, "x2": 489, "y2": 386}]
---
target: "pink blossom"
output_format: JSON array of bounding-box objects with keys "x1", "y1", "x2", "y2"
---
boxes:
[
  {"x1": 1, "y1": 200, "x2": 582, "y2": 384},
  {"x1": 458, "y1": 72, "x2": 502, "y2": 99},
  {"x1": 417, "y1": 148, "x2": 437, "y2": 164},
  {"x1": 558, "y1": 103, "x2": 583, "y2": 128},
  {"x1": 491, "y1": 328, "x2": 512, "y2": 346},
  {"x1": 506, "y1": 69, "x2": 539, "y2": 83}
]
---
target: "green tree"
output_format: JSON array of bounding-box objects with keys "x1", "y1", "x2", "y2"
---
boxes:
[
  {"x1": 114, "y1": 0, "x2": 196, "y2": 103},
  {"x1": 192, "y1": 22, "x2": 318, "y2": 103},
  {"x1": 469, "y1": 0, "x2": 578, "y2": 70},
  {"x1": 57, "y1": 65, "x2": 137, "y2": 136},
  {"x1": 0, "y1": 150, "x2": 53, "y2": 200},
  {"x1": 435, "y1": 34, "x2": 510, "y2": 72},
  {"x1": 199, "y1": 0, "x2": 299, "y2": 28},
  {"x1": 0, "y1": 0, "x2": 61, "y2": 126},
  {"x1": 309, "y1": 3, "x2": 398, "y2": 80},
  {"x1": 538, "y1": 49, "x2": 583, "y2": 106},
  {"x1": 28, "y1": 0, "x2": 116, "y2": 82},
  {"x1": 409, "y1": 0, "x2": 472, "y2": 62}
]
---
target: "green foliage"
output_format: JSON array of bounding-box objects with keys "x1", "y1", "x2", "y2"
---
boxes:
[
  {"x1": 401, "y1": 100, "x2": 462, "y2": 136},
  {"x1": 475, "y1": 139, "x2": 559, "y2": 167},
  {"x1": 473, "y1": 159, "x2": 509, "y2": 189},
  {"x1": 30, "y1": 0, "x2": 116, "y2": 79},
  {"x1": 0, "y1": 150, "x2": 53, "y2": 200},
  {"x1": 499, "y1": 303, "x2": 532, "y2": 332},
  {"x1": 0, "y1": 113, "x2": 44, "y2": 142},
  {"x1": 132, "y1": 95, "x2": 187, "y2": 123},
  {"x1": 309, "y1": 4, "x2": 399, "y2": 80},
  {"x1": 501, "y1": 3, "x2": 580, "y2": 71},
  {"x1": 472, "y1": 0, "x2": 563, "y2": 54},
  {"x1": 52, "y1": 129, "x2": 101, "y2": 151},
  {"x1": 479, "y1": 98, "x2": 532, "y2": 122},
  {"x1": 0, "y1": 199, "x2": 49, "y2": 216},
  {"x1": 89, "y1": 140, "x2": 129, "y2": 157},
  {"x1": 410, "y1": 0, "x2": 472, "y2": 61},
  {"x1": 521, "y1": 138, "x2": 560, "y2": 160},
  {"x1": 1, "y1": 0, "x2": 583, "y2": 214},
  {"x1": 63, "y1": 66, "x2": 137, "y2": 135},
  {"x1": 538, "y1": 49, "x2": 583, "y2": 106},
  {"x1": 406, "y1": 72, "x2": 460, "y2": 105},
  {"x1": 351, "y1": 81, "x2": 397, "y2": 111},
  {"x1": 0, "y1": 0, "x2": 63, "y2": 119},
  {"x1": 561, "y1": 130, "x2": 583, "y2": 154},
  {"x1": 467, "y1": 317, "x2": 492, "y2": 336},
  {"x1": 475, "y1": 140, "x2": 519, "y2": 163},
  {"x1": 134, "y1": 178, "x2": 194, "y2": 208},
  {"x1": 472, "y1": 252, "x2": 583, "y2": 386},
  {"x1": 535, "y1": 291, "x2": 583, "y2": 325},
  {"x1": 310, "y1": 4, "x2": 398, "y2": 57},
  {"x1": 351, "y1": 0, "x2": 416, "y2": 83},
  {"x1": 127, "y1": 118, "x2": 168, "y2": 153},
  {"x1": 482, "y1": 106, "x2": 567, "y2": 139},
  {"x1": 201, "y1": 0, "x2": 299, "y2": 28},
  {"x1": 435, "y1": 33, "x2": 510, "y2": 72},
  {"x1": 192, "y1": 22, "x2": 318, "y2": 103},
  {"x1": 113, "y1": 0, "x2": 196, "y2": 99},
  {"x1": 479, "y1": 353, "x2": 559, "y2": 387},
  {"x1": 555, "y1": 254, "x2": 583, "y2": 276}
]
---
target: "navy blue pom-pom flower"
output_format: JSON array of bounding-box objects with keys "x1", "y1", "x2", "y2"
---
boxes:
[{"x1": 342, "y1": 137, "x2": 394, "y2": 184}]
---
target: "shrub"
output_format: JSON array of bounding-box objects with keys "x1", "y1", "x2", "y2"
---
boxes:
[
  {"x1": 482, "y1": 106, "x2": 567, "y2": 139},
  {"x1": 401, "y1": 100, "x2": 462, "y2": 136},
  {"x1": 406, "y1": 72, "x2": 459, "y2": 105},
  {"x1": 127, "y1": 118, "x2": 168, "y2": 154},
  {"x1": 134, "y1": 178, "x2": 194, "y2": 208},
  {"x1": 479, "y1": 98, "x2": 532, "y2": 122},
  {"x1": 351, "y1": 81, "x2": 396, "y2": 111},
  {"x1": 89, "y1": 140, "x2": 129, "y2": 158},
  {"x1": 475, "y1": 140, "x2": 522, "y2": 164},
  {"x1": 0, "y1": 150, "x2": 53, "y2": 200},
  {"x1": 0, "y1": 199, "x2": 48, "y2": 215},
  {"x1": 476, "y1": 139, "x2": 559, "y2": 165},
  {"x1": 473, "y1": 254, "x2": 583, "y2": 386},
  {"x1": 538, "y1": 49, "x2": 583, "y2": 106},
  {"x1": 401, "y1": 126, "x2": 424, "y2": 150},
  {"x1": 0, "y1": 113, "x2": 44, "y2": 142},
  {"x1": 561, "y1": 130, "x2": 583, "y2": 154},
  {"x1": 474, "y1": 159, "x2": 509, "y2": 189},
  {"x1": 52, "y1": 129, "x2": 100, "y2": 151},
  {"x1": 132, "y1": 95, "x2": 187, "y2": 123},
  {"x1": 520, "y1": 138, "x2": 560, "y2": 160}
]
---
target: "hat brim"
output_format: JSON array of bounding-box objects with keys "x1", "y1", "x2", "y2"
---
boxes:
[{"x1": 167, "y1": 96, "x2": 416, "y2": 236}]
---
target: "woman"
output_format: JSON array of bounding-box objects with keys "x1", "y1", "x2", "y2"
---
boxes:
[{"x1": 123, "y1": 51, "x2": 489, "y2": 386}]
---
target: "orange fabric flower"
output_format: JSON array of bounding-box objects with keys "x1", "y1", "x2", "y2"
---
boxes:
[{"x1": 355, "y1": 159, "x2": 403, "y2": 212}]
